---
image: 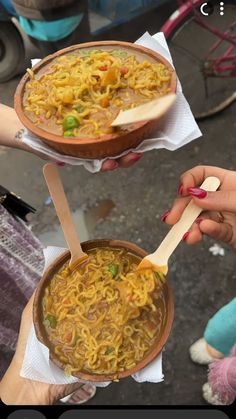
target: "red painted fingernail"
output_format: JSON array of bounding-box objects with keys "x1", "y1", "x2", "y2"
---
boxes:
[
  {"x1": 196, "y1": 218, "x2": 203, "y2": 225},
  {"x1": 178, "y1": 184, "x2": 183, "y2": 195},
  {"x1": 182, "y1": 232, "x2": 190, "y2": 241},
  {"x1": 56, "y1": 161, "x2": 65, "y2": 166},
  {"x1": 187, "y1": 187, "x2": 207, "y2": 199},
  {"x1": 161, "y1": 210, "x2": 170, "y2": 222},
  {"x1": 131, "y1": 153, "x2": 143, "y2": 162}
]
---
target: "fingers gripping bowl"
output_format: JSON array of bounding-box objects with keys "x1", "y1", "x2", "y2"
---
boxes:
[
  {"x1": 33, "y1": 239, "x2": 174, "y2": 382},
  {"x1": 15, "y1": 41, "x2": 177, "y2": 159}
]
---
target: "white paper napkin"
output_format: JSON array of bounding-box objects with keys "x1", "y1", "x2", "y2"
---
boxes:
[
  {"x1": 21, "y1": 31, "x2": 202, "y2": 173},
  {"x1": 20, "y1": 246, "x2": 164, "y2": 386}
]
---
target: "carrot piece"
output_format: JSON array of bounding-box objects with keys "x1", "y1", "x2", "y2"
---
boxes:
[
  {"x1": 100, "y1": 97, "x2": 110, "y2": 108},
  {"x1": 99, "y1": 65, "x2": 108, "y2": 71},
  {"x1": 120, "y1": 67, "x2": 129, "y2": 75}
]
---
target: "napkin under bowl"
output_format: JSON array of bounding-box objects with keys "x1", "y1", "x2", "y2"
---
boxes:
[
  {"x1": 15, "y1": 38, "x2": 176, "y2": 159},
  {"x1": 26, "y1": 239, "x2": 174, "y2": 385}
]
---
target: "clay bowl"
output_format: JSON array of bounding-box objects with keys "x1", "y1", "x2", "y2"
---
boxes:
[
  {"x1": 15, "y1": 41, "x2": 177, "y2": 159},
  {"x1": 33, "y1": 239, "x2": 174, "y2": 382}
]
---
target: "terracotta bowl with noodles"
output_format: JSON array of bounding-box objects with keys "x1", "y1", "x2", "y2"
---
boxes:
[
  {"x1": 33, "y1": 239, "x2": 174, "y2": 382},
  {"x1": 15, "y1": 41, "x2": 177, "y2": 159}
]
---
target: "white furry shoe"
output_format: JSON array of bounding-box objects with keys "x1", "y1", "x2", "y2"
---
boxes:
[
  {"x1": 189, "y1": 338, "x2": 215, "y2": 365},
  {"x1": 202, "y1": 382, "x2": 225, "y2": 405}
]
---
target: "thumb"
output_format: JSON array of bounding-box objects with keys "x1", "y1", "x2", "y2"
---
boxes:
[
  {"x1": 55, "y1": 382, "x2": 95, "y2": 403},
  {"x1": 188, "y1": 188, "x2": 236, "y2": 212}
]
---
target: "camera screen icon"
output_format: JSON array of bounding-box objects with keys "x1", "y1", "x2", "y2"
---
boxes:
[{"x1": 200, "y1": 1, "x2": 215, "y2": 15}]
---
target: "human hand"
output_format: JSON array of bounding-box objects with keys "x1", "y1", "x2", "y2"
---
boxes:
[
  {"x1": 18, "y1": 131, "x2": 143, "y2": 170},
  {"x1": 101, "y1": 152, "x2": 143, "y2": 171},
  {"x1": 18, "y1": 135, "x2": 143, "y2": 169},
  {"x1": 161, "y1": 165, "x2": 236, "y2": 248},
  {"x1": 1, "y1": 104, "x2": 143, "y2": 170},
  {"x1": 0, "y1": 294, "x2": 85, "y2": 405}
]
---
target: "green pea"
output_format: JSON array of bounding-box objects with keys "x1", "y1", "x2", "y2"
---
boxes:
[
  {"x1": 45, "y1": 314, "x2": 57, "y2": 329},
  {"x1": 76, "y1": 104, "x2": 85, "y2": 113},
  {"x1": 63, "y1": 129, "x2": 75, "y2": 137},
  {"x1": 108, "y1": 263, "x2": 119, "y2": 278},
  {"x1": 63, "y1": 115, "x2": 79, "y2": 131}
]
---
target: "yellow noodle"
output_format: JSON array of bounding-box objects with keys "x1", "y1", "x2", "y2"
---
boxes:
[
  {"x1": 42, "y1": 247, "x2": 166, "y2": 375},
  {"x1": 24, "y1": 49, "x2": 172, "y2": 138}
]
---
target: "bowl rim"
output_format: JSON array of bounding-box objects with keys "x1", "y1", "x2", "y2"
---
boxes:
[
  {"x1": 33, "y1": 239, "x2": 174, "y2": 382},
  {"x1": 14, "y1": 40, "x2": 177, "y2": 147}
]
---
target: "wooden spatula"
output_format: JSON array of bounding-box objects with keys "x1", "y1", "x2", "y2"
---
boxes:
[
  {"x1": 137, "y1": 176, "x2": 220, "y2": 275},
  {"x1": 111, "y1": 93, "x2": 176, "y2": 127},
  {"x1": 43, "y1": 163, "x2": 88, "y2": 269}
]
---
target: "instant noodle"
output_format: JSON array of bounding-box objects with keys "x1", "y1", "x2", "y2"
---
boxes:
[
  {"x1": 15, "y1": 41, "x2": 176, "y2": 159},
  {"x1": 24, "y1": 49, "x2": 172, "y2": 138},
  {"x1": 33, "y1": 240, "x2": 174, "y2": 381}
]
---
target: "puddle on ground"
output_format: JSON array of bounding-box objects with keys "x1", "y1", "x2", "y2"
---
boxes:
[
  {"x1": 84, "y1": 199, "x2": 115, "y2": 234},
  {"x1": 38, "y1": 199, "x2": 115, "y2": 247}
]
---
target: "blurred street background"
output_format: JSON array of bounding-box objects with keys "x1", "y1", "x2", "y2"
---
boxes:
[{"x1": 1, "y1": 0, "x2": 236, "y2": 405}]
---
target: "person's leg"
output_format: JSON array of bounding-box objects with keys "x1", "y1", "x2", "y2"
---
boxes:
[
  {"x1": 28, "y1": 12, "x2": 91, "y2": 58},
  {"x1": 204, "y1": 298, "x2": 236, "y2": 356},
  {"x1": 189, "y1": 338, "x2": 222, "y2": 365},
  {"x1": 206, "y1": 344, "x2": 224, "y2": 359},
  {"x1": 190, "y1": 298, "x2": 236, "y2": 365}
]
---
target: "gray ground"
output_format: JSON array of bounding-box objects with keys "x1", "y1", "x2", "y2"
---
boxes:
[{"x1": 1, "y1": 3, "x2": 236, "y2": 406}]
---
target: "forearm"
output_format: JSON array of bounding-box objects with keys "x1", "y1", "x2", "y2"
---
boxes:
[
  {"x1": 0, "y1": 358, "x2": 51, "y2": 405},
  {"x1": 0, "y1": 104, "x2": 29, "y2": 152}
]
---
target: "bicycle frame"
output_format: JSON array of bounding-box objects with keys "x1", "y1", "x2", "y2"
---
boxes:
[{"x1": 161, "y1": 0, "x2": 236, "y2": 76}]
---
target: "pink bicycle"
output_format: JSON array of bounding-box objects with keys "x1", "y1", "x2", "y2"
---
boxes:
[{"x1": 161, "y1": 0, "x2": 236, "y2": 119}]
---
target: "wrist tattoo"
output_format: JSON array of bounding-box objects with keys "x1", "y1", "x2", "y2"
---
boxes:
[{"x1": 15, "y1": 128, "x2": 25, "y2": 142}]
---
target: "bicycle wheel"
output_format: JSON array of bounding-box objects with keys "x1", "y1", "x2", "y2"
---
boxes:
[{"x1": 167, "y1": 1, "x2": 236, "y2": 119}]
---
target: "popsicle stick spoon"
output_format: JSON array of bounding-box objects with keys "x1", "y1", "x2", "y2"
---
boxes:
[
  {"x1": 43, "y1": 163, "x2": 88, "y2": 269},
  {"x1": 137, "y1": 176, "x2": 221, "y2": 275},
  {"x1": 111, "y1": 93, "x2": 176, "y2": 127}
]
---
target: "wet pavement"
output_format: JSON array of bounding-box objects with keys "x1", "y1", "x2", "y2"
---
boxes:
[{"x1": 1, "y1": 2, "x2": 236, "y2": 406}]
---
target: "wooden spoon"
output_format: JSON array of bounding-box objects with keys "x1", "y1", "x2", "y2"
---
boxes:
[
  {"x1": 137, "y1": 176, "x2": 220, "y2": 275},
  {"x1": 43, "y1": 163, "x2": 88, "y2": 269},
  {"x1": 111, "y1": 93, "x2": 176, "y2": 127}
]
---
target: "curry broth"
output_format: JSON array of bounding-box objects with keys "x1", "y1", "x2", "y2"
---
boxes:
[
  {"x1": 42, "y1": 247, "x2": 167, "y2": 375},
  {"x1": 23, "y1": 46, "x2": 172, "y2": 139}
]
